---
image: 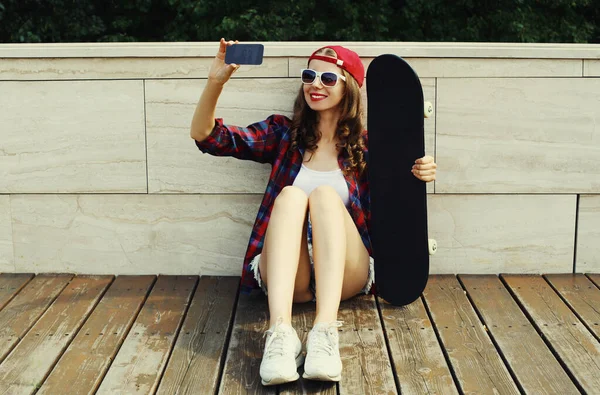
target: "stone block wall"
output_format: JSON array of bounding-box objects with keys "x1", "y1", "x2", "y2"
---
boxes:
[{"x1": 0, "y1": 42, "x2": 598, "y2": 275}]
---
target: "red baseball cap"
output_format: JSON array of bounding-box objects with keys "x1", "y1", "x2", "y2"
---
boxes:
[{"x1": 308, "y1": 45, "x2": 365, "y2": 88}]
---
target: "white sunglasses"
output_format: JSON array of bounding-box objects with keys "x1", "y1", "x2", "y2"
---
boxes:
[{"x1": 301, "y1": 68, "x2": 346, "y2": 87}]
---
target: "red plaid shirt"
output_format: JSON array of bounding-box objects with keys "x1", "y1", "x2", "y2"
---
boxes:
[{"x1": 195, "y1": 115, "x2": 374, "y2": 294}]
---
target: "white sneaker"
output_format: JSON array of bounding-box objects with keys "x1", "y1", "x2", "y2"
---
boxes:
[
  {"x1": 303, "y1": 321, "x2": 343, "y2": 382},
  {"x1": 259, "y1": 318, "x2": 305, "y2": 386}
]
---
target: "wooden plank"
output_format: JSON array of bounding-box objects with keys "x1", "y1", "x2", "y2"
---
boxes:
[
  {"x1": 0, "y1": 275, "x2": 113, "y2": 395},
  {"x1": 460, "y1": 275, "x2": 579, "y2": 394},
  {"x1": 217, "y1": 289, "x2": 275, "y2": 394},
  {"x1": 37, "y1": 275, "x2": 155, "y2": 395},
  {"x1": 379, "y1": 296, "x2": 458, "y2": 394},
  {"x1": 423, "y1": 275, "x2": 520, "y2": 394},
  {"x1": 587, "y1": 273, "x2": 600, "y2": 288},
  {"x1": 0, "y1": 274, "x2": 33, "y2": 311},
  {"x1": 279, "y1": 300, "x2": 336, "y2": 395},
  {"x1": 0, "y1": 273, "x2": 73, "y2": 363},
  {"x1": 156, "y1": 276, "x2": 239, "y2": 394},
  {"x1": 503, "y1": 274, "x2": 600, "y2": 392},
  {"x1": 337, "y1": 294, "x2": 396, "y2": 395},
  {"x1": 96, "y1": 275, "x2": 197, "y2": 395},
  {"x1": 545, "y1": 274, "x2": 600, "y2": 340}
]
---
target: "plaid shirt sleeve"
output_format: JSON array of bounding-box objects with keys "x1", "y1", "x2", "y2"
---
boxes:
[{"x1": 194, "y1": 115, "x2": 291, "y2": 164}]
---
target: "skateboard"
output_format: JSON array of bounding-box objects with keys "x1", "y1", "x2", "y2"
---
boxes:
[{"x1": 366, "y1": 54, "x2": 436, "y2": 306}]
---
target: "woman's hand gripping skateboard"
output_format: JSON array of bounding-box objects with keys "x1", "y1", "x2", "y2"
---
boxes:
[
  {"x1": 410, "y1": 154, "x2": 438, "y2": 254},
  {"x1": 412, "y1": 155, "x2": 437, "y2": 182}
]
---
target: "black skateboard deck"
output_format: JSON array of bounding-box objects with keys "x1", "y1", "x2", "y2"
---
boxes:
[{"x1": 366, "y1": 54, "x2": 430, "y2": 306}]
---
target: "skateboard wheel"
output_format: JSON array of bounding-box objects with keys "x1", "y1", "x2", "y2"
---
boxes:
[
  {"x1": 424, "y1": 101, "x2": 434, "y2": 118},
  {"x1": 428, "y1": 239, "x2": 437, "y2": 255}
]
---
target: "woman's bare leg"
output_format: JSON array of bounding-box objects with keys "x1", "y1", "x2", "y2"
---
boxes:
[
  {"x1": 259, "y1": 186, "x2": 313, "y2": 328},
  {"x1": 308, "y1": 185, "x2": 371, "y2": 325}
]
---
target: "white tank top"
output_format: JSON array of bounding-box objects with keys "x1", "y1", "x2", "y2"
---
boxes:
[{"x1": 292, "y1": 164, "x2": 350, "y2": 206}]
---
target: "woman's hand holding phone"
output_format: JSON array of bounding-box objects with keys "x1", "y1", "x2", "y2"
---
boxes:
[
  {"x1": 209, "y1": 38, "x2": 240, "y2": 86},
  {"x1": 191, "y1": 38, "x2": 240, "y2": 141}
]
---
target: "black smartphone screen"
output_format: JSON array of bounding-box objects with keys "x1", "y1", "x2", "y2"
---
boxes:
[{"x1": 224, "y1": 44, "x2": 264, "y2": 65}]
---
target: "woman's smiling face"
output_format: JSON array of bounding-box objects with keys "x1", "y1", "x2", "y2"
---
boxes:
[{"x1": 303, "y1": 59, "x2": 346, "y2": 114}]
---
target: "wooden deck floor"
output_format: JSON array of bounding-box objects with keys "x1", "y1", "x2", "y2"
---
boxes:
[{"x1": 0, "y1": 273, "x2": 599, "y2": 394}]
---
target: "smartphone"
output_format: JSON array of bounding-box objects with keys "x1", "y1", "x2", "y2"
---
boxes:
[{"x1": 224, "y1": 44, "x2": 264, "y2": 65}]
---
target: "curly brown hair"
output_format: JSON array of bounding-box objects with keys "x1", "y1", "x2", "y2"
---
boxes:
[{"x1": 288, "y1": 48, "x2": 367, "y2": 177}]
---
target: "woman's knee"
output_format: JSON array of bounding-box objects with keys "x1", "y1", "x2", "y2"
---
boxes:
[
  {"x1": 274, "y1": 186, "x2": 309, "y2": 210},
  {"x1": 308, "y1": 185, "x2": 342, "y2": 209}
]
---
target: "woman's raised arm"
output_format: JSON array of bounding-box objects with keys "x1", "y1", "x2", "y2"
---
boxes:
[{"x1": 190, "y1": 38, "x2": 240, "y2": 142}]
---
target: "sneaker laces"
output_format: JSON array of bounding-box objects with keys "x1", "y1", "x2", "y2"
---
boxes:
[
  {"x1": 309, "y1": 321, "x2": 343, "y2": 356},
  {"x1": 263, "y1": 318, "x2": 294, "y2": 358}
]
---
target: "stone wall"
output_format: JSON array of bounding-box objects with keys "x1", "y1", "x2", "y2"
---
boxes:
[{"x1": 0, "y1": 42, "x2": 598, "y2": 275}]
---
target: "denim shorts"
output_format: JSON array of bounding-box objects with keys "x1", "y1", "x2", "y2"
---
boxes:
[{"x1": 249, "y1": 242, "x2": 375, "y2": 302}]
